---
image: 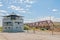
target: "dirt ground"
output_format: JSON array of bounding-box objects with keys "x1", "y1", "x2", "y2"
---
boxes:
[{"x1": 0, "y1": 30, "x2": 60, "y2": 40}]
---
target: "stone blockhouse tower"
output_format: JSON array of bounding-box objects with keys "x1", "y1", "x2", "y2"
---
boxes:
[{"x1": 2, "y1": 12, "x2": 24, "y2": 32}]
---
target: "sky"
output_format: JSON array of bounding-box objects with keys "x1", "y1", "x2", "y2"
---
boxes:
[{"x1": 0, "y1": 0, "x2": 60, "y2": 26}]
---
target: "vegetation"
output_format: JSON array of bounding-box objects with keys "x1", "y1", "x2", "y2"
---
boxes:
[
  {"x1": 40, "y1": 28, "x2": 47, "y2": 31},
  {"x1": 0, "y1": 27, "x2": 2, "y2": 32},
  {"x1": 24, "y1": 25, "x2": 30, "y2": 30}
]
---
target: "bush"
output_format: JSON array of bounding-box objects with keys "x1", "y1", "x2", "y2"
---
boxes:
[
  {"x1": 40, "y1": 28, "x2": 47, "y2": 31},
  {"x1": 0, "y1": 27, "x2": 2, "y2": 32},
  {"x1": 24, "y1": 25, "x2": 30, "y2": 30}
]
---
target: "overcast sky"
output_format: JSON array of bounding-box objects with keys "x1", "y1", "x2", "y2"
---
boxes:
[{"x1": 0, "y1": 0, "x2": 60, "y2": 26}]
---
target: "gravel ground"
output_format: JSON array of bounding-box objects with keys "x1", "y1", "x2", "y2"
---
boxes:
[{"x1": 0, "y1": 31, "x2": 60, "y2": 40}]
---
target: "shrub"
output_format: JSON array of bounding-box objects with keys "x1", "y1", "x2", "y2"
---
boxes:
[
  {"x1": 0, "y1": 27, "x2": 2, "y2": 32},
  {"x1": 24, "y1": 25, "x2": 30, "y2": 30},
  {"x1": 40, "y1": 28, "x2": 47, "y2": 31}
]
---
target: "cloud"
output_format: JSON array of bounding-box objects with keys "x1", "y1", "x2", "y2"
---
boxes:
[
  {"x1": 24, "y1": 0, "x2": 35, "y2": 4},
  {"x1": 0, "y1": 10, "x2": 8, "y2": 16},
  {"x1": 0, "y1": 10, "x2": 7, "y2": 13},
  {"x1": 24, "y1": 18, "x2": 35, "y2": 23},
  {"x1": 7, "y1": 0, "x2": 36, "y2": 14},
  {"x1": 0, "y1": 3, "x2": 3, "y2": 7},
  {"x1": 0, "y1": 2, "x2": 2, "y2": 3},
  {"x1": 8, "y1": 5, "x2": 30, "y2": 13},
  {"x1": 36, "y1": 16, "x2": 60, "y2": 22},
  {"x1": 9, "y1": 5, "x2": 24, "y2": 10},
  {"x1": 26, "y1": 5, "x2": 31, "y2": 8},
  {"x1": 24, "y1": 16, "x2": 60, "y2": 23},
  {"x1": 8, "y1": 0, "x2": 35, "y2": 4},
  {"x1": 0, "y1": 2, "x2": 3, "y2": 7},
  {"x1": 8, "y1": 5, "x2": 24, "y2": 10},
  {"x1": 38, "y1": 16, "x2": 54, "y2": 21},
  {"x1": 9, "y1": 0, "x2": 24, "y2": 4},
  {"x1": 52, "y1": 9, "x2": 58, "y2": 12}
]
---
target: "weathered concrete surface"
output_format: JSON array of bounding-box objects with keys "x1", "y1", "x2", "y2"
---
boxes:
[{"x1": 0, "y1": 31, "x2": 60, "y2": 40}]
